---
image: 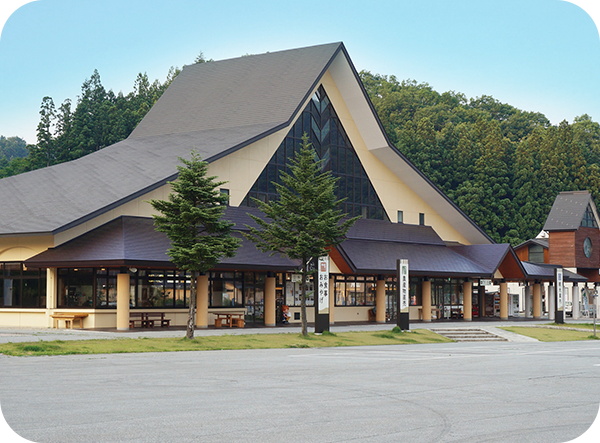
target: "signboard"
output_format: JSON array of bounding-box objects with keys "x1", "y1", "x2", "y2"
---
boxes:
[
  {"x1": 556, "y1": 268, "x2": 564, "y2": 311},
  {"x1": 480, "y1": 279, "x2": 492, "y2": 286},
  {"x1": 317, "y1": 256, "x2": 329, "y2": 315},
  {"x1": 399, "y1": 259, "x2": 409, "y2": 313},
  {"x1": 291, "y1": 274, "x2": 302, "y2": 283}
]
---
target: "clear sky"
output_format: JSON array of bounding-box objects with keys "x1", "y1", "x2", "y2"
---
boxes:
[{"x1": 0, "y1": 0, "x2": 599, "y2": 145}]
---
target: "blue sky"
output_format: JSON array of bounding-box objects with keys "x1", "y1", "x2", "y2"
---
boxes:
[{"x1": 0, "y1": 0, "x2": 599, "y2": 145}]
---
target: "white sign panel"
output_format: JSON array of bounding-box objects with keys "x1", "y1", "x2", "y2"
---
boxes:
[
  {"x1": 556, "y1": 268, "x2": 564, "y2": 311},
  {"x1": 480, "y1": 279, "x2": 492, "y2": 286},
  {"x1": 317, "y1": 256, "x2": 329, "y2": 314},
  {"x1": 400, "y1": 259, "x2": 409, "y2": 313}
]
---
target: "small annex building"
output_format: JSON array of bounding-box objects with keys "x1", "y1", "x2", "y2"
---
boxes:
[
  {"x1": 514, "y1": 190, "x2": 599, "y2": 319},
  {"x1": 1, "y1": 42, "x2": 547, "y2": 329}
]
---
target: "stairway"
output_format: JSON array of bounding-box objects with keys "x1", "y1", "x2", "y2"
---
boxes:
[{"x1": 430, "y1": 328, "x2": 507, "y2": 342}]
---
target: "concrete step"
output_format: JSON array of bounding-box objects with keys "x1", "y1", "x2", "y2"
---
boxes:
[{"x1": 430, "y1": 328, "x2": 507, "y2": 342}]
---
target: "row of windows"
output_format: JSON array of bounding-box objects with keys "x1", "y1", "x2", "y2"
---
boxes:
[{"x1": 0, "y1": 263, "x2": 46, "y2": 308}]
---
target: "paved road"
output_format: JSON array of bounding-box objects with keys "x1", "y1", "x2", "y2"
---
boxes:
[{"x1": 1, "y1": 338, "x2": 599, "y2": 443}]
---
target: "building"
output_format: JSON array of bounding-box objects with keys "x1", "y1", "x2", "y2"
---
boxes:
[{"x1": 0, "y1": 43, "x2": 538, "y2": 329}]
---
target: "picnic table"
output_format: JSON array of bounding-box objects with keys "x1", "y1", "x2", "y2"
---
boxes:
[
  {"x1": 129, "y1": 312, "x2": 171, "y2": 328},
  {"x1": 214, "y1": 312, "x2": 245, "y2": 328}
]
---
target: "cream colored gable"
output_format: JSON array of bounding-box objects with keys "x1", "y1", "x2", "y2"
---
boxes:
[
  {"x1": 207, "y1": 127, "x2": 289, "y2": 207},
  {"x1": 55, "y1": 51, "x2": 485, "y2": 248},
  {"x1": 320, "y1": 71, "x2": 471, "y2": 245},
  {"x1": 0, "y1": 235, "x2": 54, "y2": 262}
]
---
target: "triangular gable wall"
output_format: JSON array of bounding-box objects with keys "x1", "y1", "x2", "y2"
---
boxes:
[{"x1": 240, "y1": 86, "x2": 389, "y2": 220}]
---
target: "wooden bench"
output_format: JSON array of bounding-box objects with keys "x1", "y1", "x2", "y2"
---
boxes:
[
  {"x1": 129, "y1": 312, "x2": 171, "y2": 328},
  {"x1": 51, "y1": 313, "x2": 88, "y2": 329}
]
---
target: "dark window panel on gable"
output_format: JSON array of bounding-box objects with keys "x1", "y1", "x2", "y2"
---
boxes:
[{"x1": 241, "y1": 85, "x2": 389, "y2": 220}]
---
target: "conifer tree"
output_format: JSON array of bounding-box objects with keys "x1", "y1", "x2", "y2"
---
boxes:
[
  {"x1": 149, "y1": 152, "x2": 240, "y2": 339},
  {"x1": 244, "y1": 134, "x2": 359, "y2": 336}
]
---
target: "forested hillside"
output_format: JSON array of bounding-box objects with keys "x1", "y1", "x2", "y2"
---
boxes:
[
  {"x1": 360, "y1": 71, "x2": 600, "y2": 245},
  {"x1": 2, "y1": 60, "x2": 599, "y2": 246},
  {"x1": 0, "y1": 66, "x2": 181, "y2": 179}
]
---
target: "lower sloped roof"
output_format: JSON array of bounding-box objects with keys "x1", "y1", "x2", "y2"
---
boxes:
[
  {"x1": 24, "y1": 215, "x2": 299, "y2": 271},
  {"x1": 521, "y1": 261, "x2": 587, "y2": 283}
]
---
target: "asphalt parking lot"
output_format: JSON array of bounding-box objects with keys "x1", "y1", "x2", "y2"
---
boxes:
[{"x1": 0, "y1": 322, "x2": 599, "y2": 443}]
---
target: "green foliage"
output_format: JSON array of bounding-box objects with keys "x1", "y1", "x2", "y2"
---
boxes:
[
  {"x1": 244, "y1": 134, "x2": 359, "y2": 335},
  {"x1": 149, "y1": 151, "x2": 240, "y2": 338},
  {"x1": 149, "y1": 152, "x2": 240, "y2": 274},
  {"x1": 360, "y1": 70, "x2": 600, "y2": 245}
]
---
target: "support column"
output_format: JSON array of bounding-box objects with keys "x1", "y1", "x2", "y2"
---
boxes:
[
  {"x1": 499, "y1": 281, "x2": 508, "y2": 320},
  {"x1": 563, "y1": 282, "x2": 579, "y2": 320},
  {"x1": 329, "y1": 277, "x2": 335, "y2": 325},
  {"x1": 463, "y1": 280, "x2": 472, "y2": 321},
  {"x1": 116, "y1": 271, "x2": 130, "y2": 331},
  {"x1": 46, "y1": 268, "x2": 58, "y2": 328},
  {"x1": 524, "y1": 284, "x2": 532, "y2": 318},
  {"x1": 533, "y1": 281, "x2": 542, "y2": 319},
  {"x1": 548, "y1": 283, "x2": 555, "y2": 321},
  {"x1": 573, "y1": 283, "x2": 580, "y2": 320},
  {"x1": 375, "y1": 277, "x2": 386, "y2": 324},
  {"x1": 196, "y1": 274, "x2": 209, "y2": 328},
  {"x1": 422, "y1": 278, "x2": 432, "y2": 322},
  {"x1": 265, "y1": 275, "x2": 276, "y2": 327}
]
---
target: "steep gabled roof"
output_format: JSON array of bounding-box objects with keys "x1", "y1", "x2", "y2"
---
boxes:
[
  {"x1": 0, "y1": 42, "x2": 492, "y2": 246},
  {"x1": 0, "y1": 43, "x2": 343, "y2": 236},
  {"x1": 543, "y1": 190, "x2": 599, "y2": 231}
]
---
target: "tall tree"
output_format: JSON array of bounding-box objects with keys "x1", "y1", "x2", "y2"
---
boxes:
[
  {"x1": 149, "y1": 152, "x2": 240, "y2": 339},
  {"x1": 30, "y1": 96, "x2": 56, "y2": 168},
  {"x1": 244, "y1": 134, "x2": 359, "y2": 336}
]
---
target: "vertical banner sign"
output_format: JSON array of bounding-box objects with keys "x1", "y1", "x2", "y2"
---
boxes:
[
  {"x1": 400, "y1": 259, "x2": 409, "y2": 313},
  {"x1": 556, "y1": 268, "x2": 564, "y2": 309},
  {"x1": 397, "y1": 259, "x2": 410, "y2": 330},
  {"x1": 315, "y1": 256, "x2": 330, "y2": 333},
  {"x1": 555, "y1": 267, "x2": 564, "y2": 324},
  {"x1": 317, "y1": 256, "x2": 329, "y2": 315}
]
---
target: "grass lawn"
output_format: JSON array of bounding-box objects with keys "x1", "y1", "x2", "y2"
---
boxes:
[
  {"x1": 501, "y1": 326, "x2": 600, "y2": 342},
  {"x1": 0, "y1": 328, "x2": 451, "y2": 357},
  {"x1": 539, "y1": 322, "x2": 598, "y2": 330}
]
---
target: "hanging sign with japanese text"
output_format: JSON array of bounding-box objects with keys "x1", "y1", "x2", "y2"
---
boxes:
[{"x1": 317, "y1": 256, "x2": 329, "y2": 314}]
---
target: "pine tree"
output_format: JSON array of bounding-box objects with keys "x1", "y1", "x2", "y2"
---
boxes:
[
  {"x1": 149, "y1": 152, "x2": 240, "y2": 339},
  {"x1": 244, "y1": 134, "x2": 359, "y2": 336}
]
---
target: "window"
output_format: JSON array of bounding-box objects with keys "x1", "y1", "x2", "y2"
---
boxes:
[
  {"x1": 334, "y1": 275, "x2": 375, "y2": 306},
  {"x1": 0, "y1": 263, "x2": 46, "y2": 308},
  {"x1": 581, "y1": 204, "x2": 598, "y2": 228},
  {"x1": 220, "y1": 188, "x2": 230, "y2": 205},
  {"x1": 397, "y1": 211, "x2": 403, "y2": 223},
  {"x1": 419, "y1": 213, "x2": 425, "y2": 226},
  {"x1": 241, "y1": 86, "x2": 389, "y2": 220},
  {"x1": 528, "y1": 244, "x2": 544, "y2": 263}
]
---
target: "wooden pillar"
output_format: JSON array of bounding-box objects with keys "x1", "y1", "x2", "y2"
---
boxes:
[
  {"x1": 116, "y1": 272, "x2": 130, "y2": 331},
  {"x1": 499, "y1": 281, "x2": 508, "y2": 320},
  {"x1": 376, "y1": 278, "x2": 386, "y2": 323},
  {"x1": 463, "y1": 280, "x2": 472, "y2": 321},
  {"x1": 533, "y1": 281, "x2": 542, "y2": 319},
  {"x1": 329, "y1": 276, "x2": 335, "y2": 325},
  {"x1": 265, "y1": 276, "x2": 276, "y2": 327},
  {"x1": 422, "y1": 278, "x2": 432, "y2": 322},
  {"x1": 196, "y1": 274, "x2": 209, "y2": 328}
]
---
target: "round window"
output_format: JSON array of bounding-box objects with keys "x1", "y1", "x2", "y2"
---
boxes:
[{"x1": 584, "y1": 237, "x2": 593, "y2": 258}]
